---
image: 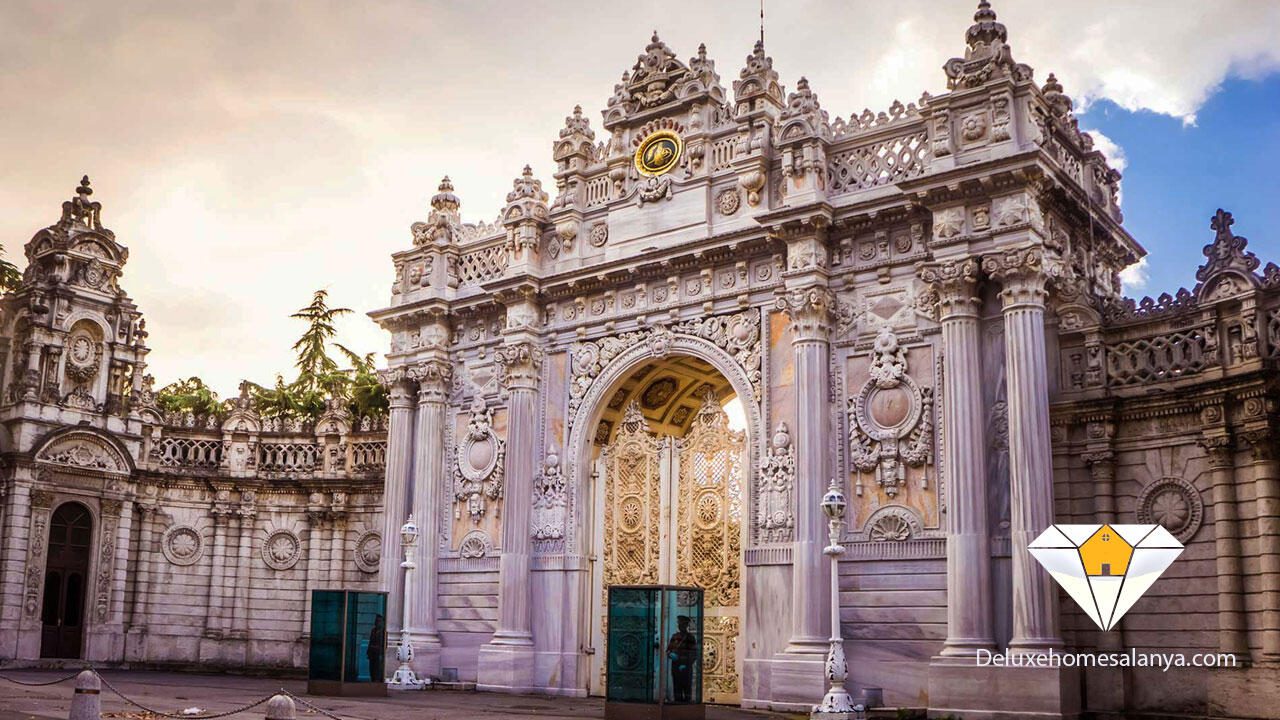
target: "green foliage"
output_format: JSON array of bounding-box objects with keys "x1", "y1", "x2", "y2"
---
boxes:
[
  {"x1": 155, "y1": 376, "x2": 225, "y2": 418},
  {"x1": 0, "y1": 244, "x2": 23, "y2": 293},
  {"x1": 156, "y1": 289, "x2": 388, "y2": 425}
]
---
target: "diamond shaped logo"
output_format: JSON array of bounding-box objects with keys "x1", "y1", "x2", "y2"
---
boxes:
[{"x1": 1028, "y1": 524, "x2": 1183, "y2": 631}]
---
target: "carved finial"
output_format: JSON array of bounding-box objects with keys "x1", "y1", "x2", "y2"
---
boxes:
[
  {"x1": 438, "y1": 176, "x2": 453, "y2": 193},
  {"x1": 651, "y1": 30, "x2": 659, "y2": 42},
  {"x1": 77, "y1": 175, "x2": 92, "y2": 198},
  {"x1": 1041, "y1": 72, "x2": 1073, "y2": 118},
  {"x1": 943, "y1": 0, "x2": 1031, "y2": 90},
  {"x1": 1211, "y1": 208, "x2": 1235, "y2": 241},
  {"x1": 697, "y1": 43, "x2": 707, "y2": 60}
]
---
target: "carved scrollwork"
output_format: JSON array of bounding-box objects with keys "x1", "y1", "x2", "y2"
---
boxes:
[
  {"x1": 453, "y1": 394, "x2": 506, "y2": 523},
  {"x1": 532, "y1": 448, "x2": 568, "y2": 548},
  {"x1": 756, "y1": 422, "x2": 795, "y2": 543}
]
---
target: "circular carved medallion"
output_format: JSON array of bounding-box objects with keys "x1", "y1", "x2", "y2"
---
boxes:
[
  {"x1": 262, "y1": 529, "x2": 301, "y2": 571},
  {"x1": 867, "y1": 386, "x2": 912, "y2": 429},
  {"x1": 1136, "y1": 477, "x2": 1203, "y2": 542},
  {"x1": 354, "y1": 531, "x2": 382, "y2": 573},
  {"x1": 634, "y1": 130, "x2": 683, "y2": 177},
  {"x1": 162, "y1": 525, "x2": 203, "y2": 566}
]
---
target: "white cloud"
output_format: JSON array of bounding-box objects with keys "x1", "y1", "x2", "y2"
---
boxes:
[
  {"x1": 1119, "y1": 258, "x2": 1151, "y2": 295},
  {"x1": 0, "y1": 1, "x2": 1275, "y2": 394}
]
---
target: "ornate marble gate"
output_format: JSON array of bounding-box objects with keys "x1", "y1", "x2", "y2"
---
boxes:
[{"x1": 595, "y1": 391, "x2": 745, "y2": 704}]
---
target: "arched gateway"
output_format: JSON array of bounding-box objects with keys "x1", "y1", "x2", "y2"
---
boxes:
[{"x1": 564, "y1": 333, "x2": 763, "y2": 704}]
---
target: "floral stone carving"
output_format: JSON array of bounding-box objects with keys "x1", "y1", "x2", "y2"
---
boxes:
[
  {"x1": 262, "y1": 529, "x2": 301, "y2": 571},
  {"x1": 1136, "y1": 476, "x2": 1204, "y2": 542},
  {"x1": 848, "y1": 327, "x2": 933, "y2": 498},
  {"x1": 756, "y1": 422, "x2": 795, "y2": 543},
  {"x1": 162, "y1": 525, "x2": 203, "y2": 566},
  {"x1": 354, "y1": 531, "x2": 381, "y2": 573},
  {"x1": 453, "y1": 394, "x2": 506, "y2": 523}
]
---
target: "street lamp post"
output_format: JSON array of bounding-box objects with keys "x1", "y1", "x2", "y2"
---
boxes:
[
  {"x1": 388, "y1": 515, "x2": 428, "y2": 690},
  {"x1": 812, "y1": 479, "x2": 860, "y2": 719}
]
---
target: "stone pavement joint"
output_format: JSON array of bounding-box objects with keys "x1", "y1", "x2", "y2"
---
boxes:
[{"x1": 0, "y1": 671, "x2": 801, "y2": 720}]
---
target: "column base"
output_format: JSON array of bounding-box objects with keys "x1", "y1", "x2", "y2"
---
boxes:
[
  {"x1": 754, "y1": 650, "x2": 827, "y2": 711},
  {"x1": 475, "y1": 642, "x2": 537, "y2": 693},
  {"x1": 928, "y1": 656, "x2": 1080, "y2": 719}
]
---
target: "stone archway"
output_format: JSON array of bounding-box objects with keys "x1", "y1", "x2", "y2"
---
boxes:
[{"x1": 563, "y1": 322, "x2": 763, "y2": 705}]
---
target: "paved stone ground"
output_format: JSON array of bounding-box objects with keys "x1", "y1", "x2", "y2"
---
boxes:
[{"x1": 0, "y1": 670, "x2": 801, "y2": 720}]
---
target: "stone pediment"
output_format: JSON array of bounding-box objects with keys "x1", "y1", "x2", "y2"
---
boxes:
[
  {"x1": 33, "y1": 427, "x2": 134, "y2": 475},
  {"x1": 603, "y1": 33, "x2": 726, "y2": 130}
]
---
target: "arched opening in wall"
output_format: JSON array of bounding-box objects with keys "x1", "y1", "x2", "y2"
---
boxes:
[
  {"x1": 584, "y1": 354, "x2": 747, "y2": 705},
  {"x1": 41, "y1": 501, "x2": 92, "y2": 659}
]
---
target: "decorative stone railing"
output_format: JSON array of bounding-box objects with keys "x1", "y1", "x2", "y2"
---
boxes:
[
  {"x1": 1104, "y1": 323, "x2": 1217, "y2": 387},
  {"x1": 826, "y1": 122, "x2": 930, "y2": 197},
  {"x1": 457, "y1": 240, "x2": 510, "y2": 285},
  {"x1": 144, "y1": 423, "x2": 388, "y2": 480}
]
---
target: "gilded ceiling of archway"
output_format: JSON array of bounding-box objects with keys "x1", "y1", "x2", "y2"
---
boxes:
[{"x1": 593, "y1": 355, "x2": 735, "y2": 444}]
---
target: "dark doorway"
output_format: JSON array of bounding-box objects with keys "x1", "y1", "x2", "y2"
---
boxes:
[{"x1": 40, "y1": 502, "x2": 92, "y2": 659}]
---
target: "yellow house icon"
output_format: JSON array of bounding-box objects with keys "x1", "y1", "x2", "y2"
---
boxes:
[{"x1": 1079, "y1": 524, "x2": 1133, "y2": 577}]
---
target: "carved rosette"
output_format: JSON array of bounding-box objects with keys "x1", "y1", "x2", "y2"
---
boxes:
[
  {"x1": 864, "y1": 505, "x2": 924, "y2": 542},
  {"x1": 353, "y1": 531, "x2": 382, "y2": 573},
  {"x1": 495, "y1": 341, "x2": 545, "y2": 392},
  {"x1": 458, "y1": 529, "x2": 491, "y2": 559},
  {"x1": 848, "y1": 327, "x2": 933, "y2": 498},
  {"x1": 162, "y1": 525, "x2": 204, "y2": 566},
  {"x1": 917, "y1": 257, "x2": 981, "y2": 319},
  {"x1": 262, "y1": 529, "x2": 302, "y2": 571},
  {"x1": 1136, "y1": 477, "x2": 1204, "y2": 542},
  {"x1": 775, "y1": 286, "x2": 836, "y2": 342},
  {"x1": 453, "y1": 394, "x2": 506, "y2": 523}
]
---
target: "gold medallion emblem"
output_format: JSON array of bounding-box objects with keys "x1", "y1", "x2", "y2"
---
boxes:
[{"x1": 634, "y1": 129, "x2": 683, "y2": 177}]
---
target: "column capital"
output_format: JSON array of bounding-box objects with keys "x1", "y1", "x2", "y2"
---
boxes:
[
  {"x1": 1240, "y1": 427, "x2": 1276, "y2": 463},
  {"x1": 775, "y1": 285, "x2": 836, "y2": 342},
  {"x1": 408, "y1": 359, "x2": 453, "y2": 403},
  {"x1": 1198, "y1": 433, "x2": 1236, "y2": 468},
  {"x1": 495, "y1": 340, "x2": 545, "y2": 391},
  {"x1": 982, "y1": 246, "x2": 1059, "y2": 309},
  {"x1": 918, "y1": 257, "x2": 981, "y2": 319},
  {"x1": 378, "y1": 367, "x2": 418, "y2": 408}
]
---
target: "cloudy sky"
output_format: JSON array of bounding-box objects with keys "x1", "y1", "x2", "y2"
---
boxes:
[{"x1": 1, "y1": 0, "x2": 1277, "y2": 396}]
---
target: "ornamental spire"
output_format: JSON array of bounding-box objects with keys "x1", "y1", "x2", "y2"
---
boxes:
[{"x1": 943, "y1": 0, "x2": 1032, "y2": 90}]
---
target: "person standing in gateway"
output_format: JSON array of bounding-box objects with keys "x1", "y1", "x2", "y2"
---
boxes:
[{"x1": 666, "y1": 615, "x2": 698, "y2": 702}]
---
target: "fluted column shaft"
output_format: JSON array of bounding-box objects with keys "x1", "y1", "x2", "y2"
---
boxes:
[
  {"x1": 130, "y1": 504, "x2": 156, "y2": 629},
  {"x1": 922, "y1": 258, "x2": 994, "y2": 656},
  {"x1": 1243, "y1": 429, "x2": 1280, "y2": 660},
  {"x1": 1202, "y1": 435, "x2": 1249, "y2": 658},
  {"x1": 231, "y1": 502, "x2": 255, "y2": 637},
  {"x1": 490, "y1": 341, "x2": 543, "y2": 646},
  {"x1": 778, "y1": 286, "x2": 834, "y2": 653},
  {"x1": 204, "y1": 508, "x2": 230, "y2": 638},
  {"x1": 985, "y1": 249, "x2": 1061, "y2": 651},
  {"x1": 301, "y1": 509, "x2": 325, "y2": 637},
  {"x1": 408, "y1": 359, "x2": 451, "y2": 646},
  {"x1": 379, "y1": 375, "x2": 416, "y2": 638}
]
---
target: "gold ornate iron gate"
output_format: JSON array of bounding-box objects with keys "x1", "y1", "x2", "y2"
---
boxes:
[{"x1": 597, "y1": 392, "x2": 744, "y2": 704}]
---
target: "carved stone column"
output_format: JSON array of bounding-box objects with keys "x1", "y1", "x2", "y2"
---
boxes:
[
  {"x1": 477, "y1": 338, "x2": 543, "y2": 692},
  {"x1": 777, "y1": 284, "x2": 835, "y2": 658},
  {"x1": 230, "y1": 495, "x2": 256, "y2": 642},
  {"x1": 407, "y1": 359, "x2": 450, "y2": 667},
  {"x1": 328, "y1": 507, "x2": 347, "y2": 587},
  {"x1": 1200, "y1": 431, "x2": 1249, "y2": 658},
  {"x1": 378, "y1": 371, "x2": 416, "y2": 639},
  {"x1": 129, "y1": 503, "x2": 157, "y2": 631},
  {"x1": 203, "y1": 505, "x2": 231, "y2": 639},
  {"x1": 983, "y1": 248, "x2": 1062, "y2": 651},
  {"x1": 301, "y1": 505, "x2": 326, "y2": 638},
  {"x1": 919, "y1": 258, "x2": 995, "y2": 657},
  {"x1": 1241, "y1": 426, "x2": 1280, "y2": 660}
]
